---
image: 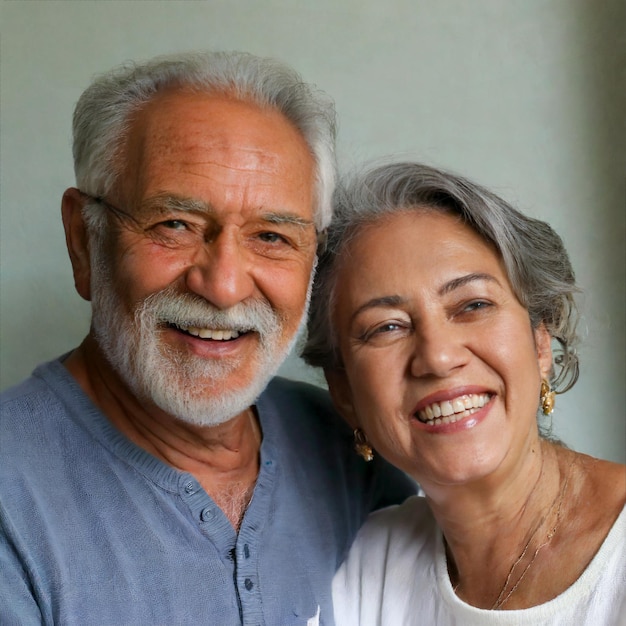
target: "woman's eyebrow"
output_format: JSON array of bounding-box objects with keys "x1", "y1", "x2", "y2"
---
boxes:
[
  {"x1": 350, "y1": 295, "x2": 406, "y2": 323},
  {"x1": 438, "y1": 272, "x2": 500, "y2": 296}
]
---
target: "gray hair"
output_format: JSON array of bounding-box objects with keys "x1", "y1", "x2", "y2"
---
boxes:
[
  {"x1": 302, "y1": 162, "x2": 580, "y2": 394},
  {"x1": 73, "y1": 51, "x2": 337, "y2": 230}
]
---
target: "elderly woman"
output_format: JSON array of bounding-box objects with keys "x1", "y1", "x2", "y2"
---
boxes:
[{"x1": 302, "y1": 163, "x2": 625, "y2": 625}]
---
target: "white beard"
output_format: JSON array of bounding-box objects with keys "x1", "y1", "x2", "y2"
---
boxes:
[{"x1": 90, "y1": 270, "x2": 311, "y2": 428}]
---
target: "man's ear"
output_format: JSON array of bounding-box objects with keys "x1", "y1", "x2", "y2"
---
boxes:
[
  {"x1": 534, "y1": 323, "x2": 553, "y2": 380},
  {"x1": 61, "y1": 188, "x2": 93, "y2": 302},
  {"x1": 324, "y1": 368, "x2": 358, "y2": 429}
]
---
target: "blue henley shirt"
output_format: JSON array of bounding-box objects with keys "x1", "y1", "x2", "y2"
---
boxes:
[{"x1": 0, "y1": 357, "x2": 414, "y2": 625}]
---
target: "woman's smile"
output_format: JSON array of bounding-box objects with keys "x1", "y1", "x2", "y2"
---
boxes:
[{"x1": 414, "y1": 392, "x2": 493, "y2": 425}]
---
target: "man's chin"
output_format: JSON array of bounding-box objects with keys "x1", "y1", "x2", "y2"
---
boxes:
[
  {"x1": 144, "y1": 367, "x2": 275, "y2": 428},
  {"x1": 153, "y1": 335, "x2": 298, "y2": 427},
  {"x1": 152, "y1": 393, "x2": 258, "y2": 429}
]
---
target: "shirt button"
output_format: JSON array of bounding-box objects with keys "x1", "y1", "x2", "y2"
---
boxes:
[
  {"x1": 201, "y1": 507, "x2": 214, "y2": 521},
  {"x1": 184, "y1": 481, "x2": 195, "y2": 494},
  {"x1": 244, "y1": 578, "x2": 254, "y2": 591},
  {"x1": 243, "y1": 544, "x2": 250, "y2": 559}
]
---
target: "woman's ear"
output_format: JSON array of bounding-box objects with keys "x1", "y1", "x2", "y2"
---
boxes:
[
  {"x1": 534, "y1": 323, "x2": 553, "y2": 380},
  {"x1": 61, "y1": 188, "x2": 93, "y2": 301},
  {"x1": 324, "y1": 368, "x2": 358, "y2": 429}
]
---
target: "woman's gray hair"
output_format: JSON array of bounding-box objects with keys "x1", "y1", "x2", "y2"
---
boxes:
[
  {"x1": 302, "y1": 162, "x2": 580, "y2": 394},
  {"x1": 73, "y1": 51, "x2": 337, "y2": 230}
]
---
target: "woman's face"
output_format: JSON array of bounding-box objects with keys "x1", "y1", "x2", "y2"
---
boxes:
[{"x1": 328, "y1": 209, "x2": 552, "y2": 489}]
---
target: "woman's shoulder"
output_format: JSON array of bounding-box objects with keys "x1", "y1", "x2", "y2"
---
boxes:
[
  {"x1": 549, "y1": 450, "x2": 626, "y2": 600},
  {"x1": 571, "y1": 453, "x2": 625, "y2": 533},
  {"x1": 334, "y1": 496, "x2": 439, "y2": 612},
  {"x1": 366, "y1": 493, "x2": 432, "y2": 523},
  {"x1": 333, "y1": 496, "x2": 442, "y2": 626},
  {"x1": 582, "y1": 455, "x2": 626, "y2": 491}
]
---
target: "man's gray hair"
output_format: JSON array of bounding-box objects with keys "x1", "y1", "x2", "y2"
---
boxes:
[
  {"x1": 302, "y1": 161, "x2": 580, "y2": 394},
  {"x1": 73, "y1": 51, "x2": 337, "y2": 230}
]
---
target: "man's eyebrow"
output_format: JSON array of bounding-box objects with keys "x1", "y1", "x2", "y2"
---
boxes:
[
  {"x1": 138, "y1": 195, "x2": 314, "y2": 229},
  {"x1": 262, "y1": 212, "x2": 315, "y2": 229},
  {"x1": 139, "y1": 195, "x2": 210, "y2": 214},
  {"x1": 350, "y1": 295, "x2": 406, "y2": 323},
  {"x1": 438, "y1": 272, "x2": 500, "y2": 296}
]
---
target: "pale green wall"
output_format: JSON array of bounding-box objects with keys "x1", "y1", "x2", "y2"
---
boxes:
[{"x1": 1, "y1": 0, "x2": 624, "y2": 462}]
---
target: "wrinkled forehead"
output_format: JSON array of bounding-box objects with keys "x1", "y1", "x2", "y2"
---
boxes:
[{"x1": 114, "y1": 89, "x2": 316, "y2": 207}]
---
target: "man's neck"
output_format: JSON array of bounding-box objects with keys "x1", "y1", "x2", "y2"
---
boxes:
[{"x1": 64, "y1": 336, "x2": 262, "y2": 529}]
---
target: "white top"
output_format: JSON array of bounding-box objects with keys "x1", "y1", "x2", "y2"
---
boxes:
[{"x1": 333, "y1": 496, "x2": 626, "y2": 626}]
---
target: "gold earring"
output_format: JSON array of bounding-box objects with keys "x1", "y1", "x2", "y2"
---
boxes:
[
  {"x1": 541, "y1": 379, "x2": 555, "y2": 415},
  {"x1": 353, "y1": 428, "x2": 374, "y2": 462}
]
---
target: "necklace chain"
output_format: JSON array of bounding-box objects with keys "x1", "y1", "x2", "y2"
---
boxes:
[{"x1": 490, "y1": 459, "x2": 573, "y2": 610}]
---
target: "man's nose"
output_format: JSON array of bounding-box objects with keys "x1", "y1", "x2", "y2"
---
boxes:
[{"x1": 184, "y1": 231, "x2": 255, "y2": 309}]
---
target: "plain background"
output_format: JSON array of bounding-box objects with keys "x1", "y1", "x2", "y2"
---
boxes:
[{"x1": 1, "y1": 0, "x2": 624, "y2": 462}]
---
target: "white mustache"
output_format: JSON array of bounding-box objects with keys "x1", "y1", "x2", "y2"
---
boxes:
[{"x1": 136, "y1": 288, "x2": 281, "y2": 338}]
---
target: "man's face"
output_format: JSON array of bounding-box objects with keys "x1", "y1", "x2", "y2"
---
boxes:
[{"x1": 89, "y1": 90, "x2": 317, "y2": 426}]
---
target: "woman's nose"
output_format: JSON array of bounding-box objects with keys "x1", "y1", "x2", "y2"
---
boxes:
[{"x1": 409, "y1": 320, "x2": 469, "y2": 378}]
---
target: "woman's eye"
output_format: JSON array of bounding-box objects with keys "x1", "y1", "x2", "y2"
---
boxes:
[
  {"x1": 360, "y1": 320, "x2": 408, "y2": 343},
  {"x1": 376, "y1": 322, "x2": 403, "y2": 333},
  {"x1": 462, "y1": 300, "x2": 492, "y2": 313}
]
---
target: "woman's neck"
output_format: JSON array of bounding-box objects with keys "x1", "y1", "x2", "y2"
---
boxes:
[{"x1": 424, "y1": 440, "x2": 575, "y2": 609}]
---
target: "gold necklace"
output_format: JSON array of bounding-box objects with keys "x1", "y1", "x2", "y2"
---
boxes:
[{"x1": 491, "y1": 459, "x2": 573, "y2": 610}]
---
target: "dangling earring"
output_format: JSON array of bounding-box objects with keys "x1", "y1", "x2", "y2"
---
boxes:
[
  {"x1": 353, "y1": 428, "x2": 374, "y2": 462},
  {"x1": 541, "y1": 379, "x2": 556, "y2": 415}
]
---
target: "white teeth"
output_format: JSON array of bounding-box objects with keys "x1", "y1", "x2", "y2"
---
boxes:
[
  {"x1": 440, "y1": 401, "x2": 454, "y2": 417},
  {"x1": 416, "y1": 393, "x2": 491, "y2": 424},
  {"x1": 453, "y1": 398, "x2": 466, "y2": 413},
  {"x1": 178, "y1": 325, "x2": 241, "y2": 341}
]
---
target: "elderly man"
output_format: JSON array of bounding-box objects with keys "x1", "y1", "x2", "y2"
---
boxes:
[{"x1": 0, "y1": 52, "x2": 413, "y2": 625}]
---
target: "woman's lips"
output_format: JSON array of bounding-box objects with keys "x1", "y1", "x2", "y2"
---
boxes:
[{"x1": 415, "y1": 393, "x2": 492, "y2": 426}]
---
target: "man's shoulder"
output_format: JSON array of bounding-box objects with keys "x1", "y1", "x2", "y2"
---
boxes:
[
  {"x1": 1, "y1": 360, "x2": 61, "y2": 418},
  {"x1": 262, "y1": 375, "x2": 334, "y2": 411},
  {"x1": 0, "y1": 357, "x2": 81, "y2": 456},
  {"x1": 259, "y1": 376, "x2": 347, "y2": 435},
  {"x1": 259, "y1": 376, "x2": 417, "y2": 504}
]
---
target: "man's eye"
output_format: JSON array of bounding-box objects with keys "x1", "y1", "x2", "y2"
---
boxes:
[
  {"x1": 258, "y1": 231, "x2": 289, "y2": 244},
  {"x1": 159, "y1": 219, "x2": 189, "y2": 230},
  {"x1": 143, "y1": 218, "x2": 201, "y2": 248}
]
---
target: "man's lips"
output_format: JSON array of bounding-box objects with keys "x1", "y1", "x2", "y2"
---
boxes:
[
  {"x1": 163, "y1": 323, "x2": 258, "y2": 358},
  {"x1": 168, "y1": 322, "x2": 252, "y2": 341}
]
